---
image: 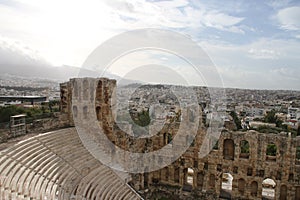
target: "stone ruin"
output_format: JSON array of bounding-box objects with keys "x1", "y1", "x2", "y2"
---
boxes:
[{"x1": 60, "y1": 77, "x2": 300, "y2": 199}]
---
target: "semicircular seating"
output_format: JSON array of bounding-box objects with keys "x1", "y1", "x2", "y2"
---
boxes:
[{"x1": 0, "y1": 128, "x2": 142, "y2": 200}]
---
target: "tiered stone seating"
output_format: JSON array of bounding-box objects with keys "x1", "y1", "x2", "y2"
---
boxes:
[{"x1": 0, "y1": 128, "x2": 142, "y2": 200}]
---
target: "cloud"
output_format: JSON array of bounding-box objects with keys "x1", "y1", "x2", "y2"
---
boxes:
[
  {"x1": 277, "y1": 6, "x2": 300, "y2": 31},
  {"x1": 202, "y1": 11, "x2": 244, "y2": 28},
  {"x1": 202, "y1": 37, "x2": 300, "y2": 65},
  {"x1": 0, "y1": 35, "x2": 50, "y2": 66},
  {"x1": 104, "y1": 0, "x2": 245, "y2": 33},
  {"x1": 248, "y1": 48, "x2": 280, "y2": 59},
  {"x1": 200, "y1": 38, "x2": 300, "y2": 90},
  {"x1": 0, "y1": 35, "x2": 56, "y2": 78},
  {"x1": 267, "y1": 0, "x2": 293, "y2": 9},
  {"x1": 103, "y1": 0, "x2": 188, "y2": 29},
  {"x1": 0, "y1": 0, "x2": 248, "y2": 67},
  {"x1": 0, "y1": 0, "x2": 119, "y2": 66},
  {"x1": 0, "y1": 0, "x2": 299, "y2": 90}
]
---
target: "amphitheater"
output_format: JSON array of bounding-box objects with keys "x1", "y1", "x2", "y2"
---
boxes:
[
  {"x1": 0, "y1": 127, "x2": 142, "y2": 200},
  {"x1": 0, "y1": 77, "x2": 300, "y2": 200}
]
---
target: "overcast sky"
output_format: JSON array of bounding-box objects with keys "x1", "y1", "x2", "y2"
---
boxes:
[{"x1": 0, "y1": 0, "x2": 299, "y2": 90}]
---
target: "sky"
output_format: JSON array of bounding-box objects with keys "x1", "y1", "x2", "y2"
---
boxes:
[{"x1": 0, "y1": 0, "x2": 299, "y2": 90}]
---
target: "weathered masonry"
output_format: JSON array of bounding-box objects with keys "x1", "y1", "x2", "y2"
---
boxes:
[{"x1": 61, "y1": 77, "x2": 300, "y2": 200}]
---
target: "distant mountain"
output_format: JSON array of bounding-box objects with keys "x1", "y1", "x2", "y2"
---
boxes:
[
  {"x1": 0, "y1": 42, "x2": 148, "y2": 85},
  {"x1": 0, "y1": 40, "x2": 107, "y2": 81},
  {"x1": 0, "y1": 63, "x2": 143, "y2": 86},
  {"x1": 0, "y1": 64, "x2": 102, "y2": 81}
]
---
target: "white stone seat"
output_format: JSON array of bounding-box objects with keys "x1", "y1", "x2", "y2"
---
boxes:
[
  {"x1": 0, "y1": 128, "x2": 142, "y2": 200},
  {"x1": 83, "y1": 167, "x2": 112, "y2": 198}
]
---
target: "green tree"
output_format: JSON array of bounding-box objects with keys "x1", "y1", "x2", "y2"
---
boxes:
[
  {"x1": 133, "y1": 109, "x2": 151, "y2": 127},
  {"x1": 266, "y1": 143, "x2": 277, "y2": 156},
  {"x1": 240, "y1": 140, "x2": 250, "y2": 154},
  {"x1": 0, "y1": 106, "x2": 24, "y2": 122},
  {"x1": 264, "y1": 109, "x2": 284, "y2": 128},
  {"x1": 264, "y1": 110, "x2": 277, "y2": 123},
  {"x1": 230, "y1": 111, "x2": 242, "y2": 130},
  {"x1": 0, "y1": 105, "x2": 45, "y2": 123}
]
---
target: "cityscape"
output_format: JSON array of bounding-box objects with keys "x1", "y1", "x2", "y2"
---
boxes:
[
  {"x1": 0, "y1": 0, "x2": 300, "y2": 200},
  {"x1": 0, "y1": 76, "x2": 299, "y2": 199}
]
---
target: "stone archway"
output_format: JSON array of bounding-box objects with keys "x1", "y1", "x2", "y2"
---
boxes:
[
  {"x1": 280, "y1": 185, "x2": 287, "y2": 200},
  {"x1": 240, "y1": 140, "x2": 250, "y2": 159},
  {"x1": 262, "y1": 178, "x2": 276, "y2": 199},
  {"x1": 186, "y1": 168, "x2": 194, "y2": 186},
  {"x1": 220, "y1": 173, "x2": 233, "y2": 199},
  {"x1": 197, "y1": 172, "x2": 204, "y2": 189},
  {"x1": 250, "y1": 181, "x2": 258, "y2": 197},
  {"x1": 238, "y1": 178, "x2": 246, "y2": 195},
  {"x1": 223, "y1": 139, "x2": 235, "y2": 160}
]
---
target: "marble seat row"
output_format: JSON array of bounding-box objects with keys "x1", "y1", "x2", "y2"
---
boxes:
[{"x1": 0, "y1": 128, "x2": 142, "y2": 200}]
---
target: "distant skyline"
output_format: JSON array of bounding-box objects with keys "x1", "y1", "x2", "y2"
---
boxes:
[{"x1": 0, "y1": 0, "x2": 299, "y2": 90}]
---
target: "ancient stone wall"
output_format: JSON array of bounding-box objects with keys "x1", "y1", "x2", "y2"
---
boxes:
[
  {"x1": 152, "y1": 130, "x2": 300, "y2": 200},
  {"x1": 62, "y1": 77, "x2": 300, "y2": 200}
]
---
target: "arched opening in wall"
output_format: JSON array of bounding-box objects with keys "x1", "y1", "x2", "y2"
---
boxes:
[
  {"x1": 250, "y1": 181, "x2": 258, "y2": 197},
  {"x1": 238, "y1": 178, "x2": 246, "y2": 195},
  {"x1": 97, "y1": 80, "x2": 103, "y2": 88},
  {"x1": 96, "y1": 106, "x2": 101, "y2": 121},
  {"x1": 167, "y1": 133, "x2": 172, "y2": 144},
  {"x1": 163, "y1": 133, "x2": 172, "y2": 145},
  {"x1": 183, "y1": 168, "x2": 193, "y2": 192},
  {"x1": 83, "y1": 106, "x2": 88, "y2": 119},
  {"x1": 72, "y1": 106, "x2": 78, "y2": 118},
  {"x1": 247, "y1": 167, "x2": 253, "y2": 176},
  {"x1": 262, "y1": 178, "x2": 276, "y2": 199},
  {"x1": 96, "y1": 80, "x2": 103, "y2": 101},
  {"x1": 144, "y1": 172, "x2": 149, "y2": 188},
  {"x1": 186, "y1": 168, "x2": 194, "y2": 186},
  {"x1": 174, "y1": 167, "x2": 180, "y2": 183},
  {"x1": 279, "y1": 185, "x2": 287, "y2": 200},
  {"x1": 161, "y1": 167, "x2": 169, "y2": 182},
  {"x1": 223, "y1": 139, "x2": 235, "y2": 160},
  {"x1": 197, "y1": 172, "x2": 204, "y2": 189},
  {"x1": 240, "y1": 140, "x2": 250, "y2": 159},
  {"x1": 289, "y1": 173, "x2": 294, "y2": 182},
  {"x1": 296, "y1": 186, "x2": 300, "y2": 200},
  {"x1": 220, "y1": 173, "x2": 233, "y2": 199},
  {"x1": 296, "y1": 146, "x2": 300, "y2": 165},
  {"x1": 209, "y1": 174, "x2": 215, "y2": 189},
  {"x1": 73, "y1": 80, "x2": 79, "y2": 98},
  {"x1": 266, "y1": 143, "x2": 277, "y2": 162},
  {"x1": 83, "y1": 79, "x2": 89, "y2": 100}
]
